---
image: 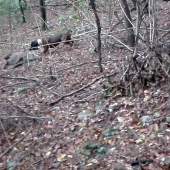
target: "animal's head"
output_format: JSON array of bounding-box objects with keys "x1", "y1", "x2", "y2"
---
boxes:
[{"x1": 30, "y1": 40, "x2": 39, "y2": 50}]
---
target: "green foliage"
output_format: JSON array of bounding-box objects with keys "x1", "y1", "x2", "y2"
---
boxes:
[
  {"x1": 45, "y1": 0, "x2": 53, "y2": 3},
  {"x1": 76, "y1": 142, "x2": 106, "y2": 156},
  {"x1": 78, "y1": 0, "x2": 86, "y2": 8},
  {"x1": 50, "y1": 29, "x2": 69, "y2": 36},
  {"x1": 83, "y1": 150, "x2": 91, "y2": 156},
  {"x1": 58, "y1": 15, "x2": 65, "y2": 25},
  {"x1": 17, "y1": 87, "x2": 29, "y2": 93},
  {"x1": 50, "y1": 30, "x2": 62, "y2": 35},
  {"x1": 0, "y1": 0, "x2": 20, "y2": 17},
  {"x1": 83, "y1": 142, "x2": 98, "y2": 149},
  {"x1": 0, "y1": 0, "x2": 29, "y2": 24},
  {"x1": 69, "y1": 7, "x2": 74, "y2": 14},
  {"x1": 69, "y1": 14, "x2": 79, "y2": 20},
  {"x1": 102, "y1": 126, "x2": 116, "y2": 137},
  {"x1": 97, "y1": 147, "x2": 106, "y2": 154},
  {"x1": 75, "y1": 150, "x2": 81, "y2": 154},
  {"x1": 8, "y1": 161, "x2": 18, "y2": 170}
]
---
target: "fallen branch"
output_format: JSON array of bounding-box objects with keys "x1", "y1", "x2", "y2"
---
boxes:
[
  {"x1": 0, "y1": 128, "x2": 33, "y2": 159},
  {"x1": 56, "y1": 59, "x2": 120, "y2": 73},
  {"x1": 50, "y1": 72, "x2": 119, "y2": 106},
  {"x1": 0, "y1": 120, "x2": 11, "y2": 146},
  {"x1": 0, "y1": 42, "x2": 21, "y2": 45},
  {"x1": 1, "y1": 76, "x2": 38, "y2": 82},
  {"x1": 70, "y1": 90, "x2": 105, "y2": 105},
  {"x1": 0, "y1": 82, "x2": 31, "y2": 89},
  {"x1": 129, "y1": 159, "x2": 153, "y2": 166},
  {"x1": 0, "y1": 116, "x2": 51, "y2": 120}
]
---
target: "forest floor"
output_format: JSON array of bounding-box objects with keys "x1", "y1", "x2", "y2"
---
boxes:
[{"x1": 0, "y1": 0, "x2": 170, "y2": 169}]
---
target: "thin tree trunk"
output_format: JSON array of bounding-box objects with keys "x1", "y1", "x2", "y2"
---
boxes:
[
  {"x1": 120, "y1": 0, "x2": 135, "y2": 47},
  {"x1": 40, "y1": 0, "x2": 48, "y2": 31},
  {"x1": 8, "y1": 0, "x2": 12, "y2": 50},
  {"x1": 19, "y1": 0, "x2": 26, "y2": 23},
  {"x1": 90, "y1": 0, "x2": 103, "y2": 73}
]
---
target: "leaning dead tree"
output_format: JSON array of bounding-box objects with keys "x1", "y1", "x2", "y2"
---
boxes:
[{"x1": 89, "y1": 0, "x2": 103, "y2": 73}]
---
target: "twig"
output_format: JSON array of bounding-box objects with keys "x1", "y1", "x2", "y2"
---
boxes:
[
  {"x1": 70, "y1": 90, "x2": 104, "y2": 105},
  {"x1": 110, "y1": 17, "x2": 125, "y2": 32},
  {"x1": 90, "y1": 0, "x2": 103, "y2": 73},
  {"x1": 4, "y1": 99, "x2": 27, "y2": 114},
  {"x1": 0, "y1": 42, "x2": 22, "y2": 45},
  {"x1": 0, "y1": 82, "x2": 31, "y2": 89},
  {"x1": 118, "y1": 0, "x2": 135, "y2": 28},
  {"x1": 129, "y1": 159, "x2": 153, "y2": 166},
  {"x1": 106, "y1": 33, "x2": 133, "y2": 52},
  {"x1": 56, "y1": 59, "x2": 120, "y2": 73},
  {"x1": 67, "y1": 0, "x2": 96, "y2": 28},
  {"x1": 0, "y1": 128, "x2": 33, "y2": 159},
  {"x1": 1, "y1": 76, "x2": 38, "y2": 82},
  {"x1": 50, "y1": 72, "x2": 119, "y2": 106},
  {"x1": 0, "y1": 116, "x2": 52, "y2": 120},
  {"x1": 32, "y1": 160, "x2": 41, "y2": 165},
  {"x1": 0, "y1": 120, "x2": 11, "y2": 147}
]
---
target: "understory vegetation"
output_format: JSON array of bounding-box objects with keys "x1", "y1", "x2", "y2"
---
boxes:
[{"x1": 0, "y1": 0, "x2": 170, "y2": 169}]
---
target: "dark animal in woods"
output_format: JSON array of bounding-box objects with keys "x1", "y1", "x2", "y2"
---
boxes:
[
  {"x1": 30, "y1": 30, "x2": 74, "y2": 54},
  {"x1": 3, "y1": 52, "x2": 41, "y2": 69}
]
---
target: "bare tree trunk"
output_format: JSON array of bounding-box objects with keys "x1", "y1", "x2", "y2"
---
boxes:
[
  {"x1": 39, "y1": 0, "x2": 48, "y2": 31},
  {"x1": 120, "y1": 0, "x2": 135, "y2": 47},
  {"x1": 19, "y1": 0, "x2": 26, "y2": 23},
  {"x1": 8, "y1": 0, "x2": 12, "y2": 50},
  {"x1": 89, "y1": 0, "x2": 103, "y2": 73}
]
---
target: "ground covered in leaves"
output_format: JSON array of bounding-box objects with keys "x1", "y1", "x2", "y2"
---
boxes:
[{"x1": 0, "y1": 0, "x2": 170, "y2": 169}]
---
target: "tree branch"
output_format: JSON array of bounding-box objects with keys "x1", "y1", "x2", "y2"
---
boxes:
[
  {"x1": 50, "y1": 73, "x2": 119, "y2": 106},
  {"x1": 0, "y1": 128, "x2": 33, "y2": 159}
]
